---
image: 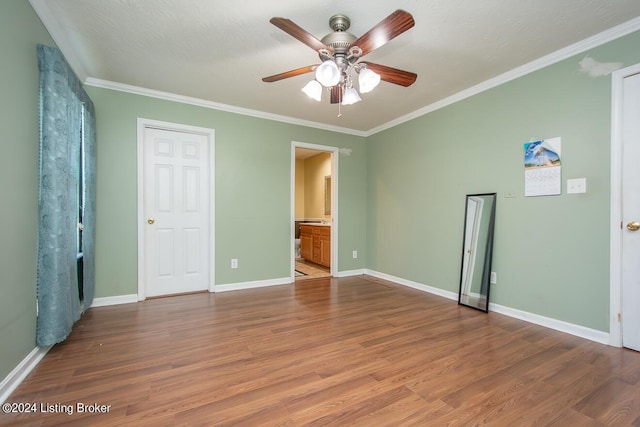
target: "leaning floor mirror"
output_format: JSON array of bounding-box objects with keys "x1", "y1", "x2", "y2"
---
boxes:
[{"x1": 458, "y1": 193, "x2": 496, "y2": 312}]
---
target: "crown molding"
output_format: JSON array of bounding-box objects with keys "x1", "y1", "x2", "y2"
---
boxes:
[
  {"x1": 85, "y1": 78, "x2": 368, "y2": 137},
  {"x1": 90, "y1": 15, "x2": 639, "y2": 138},
  {"x1": 366, "y1": 16, "x2": 640, "y2": 136}
]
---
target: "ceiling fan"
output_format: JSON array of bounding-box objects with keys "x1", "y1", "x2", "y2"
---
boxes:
[{"x1": 262, "y1": 9, "x2": 417, "y2": 107}]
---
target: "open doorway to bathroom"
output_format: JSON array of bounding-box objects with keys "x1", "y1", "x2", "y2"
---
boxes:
[{"x1": 292, "y1": 142, "x2": 337, "y2": 281}]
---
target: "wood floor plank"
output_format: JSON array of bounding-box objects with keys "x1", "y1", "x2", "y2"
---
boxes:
[
  {"x1": 574, "y1": 377, "x2": 640, "y2": 425},
  {"x1": 2, "y1": 275, "x2": 640, "y2": 426}
]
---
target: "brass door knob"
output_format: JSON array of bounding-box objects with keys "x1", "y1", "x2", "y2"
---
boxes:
[
  {"x1": 147, "y1": 218, "x2": 155, "y2": 225},
  {"x1": 627, "y1": 221, "x2": 640, "y2": 231}
]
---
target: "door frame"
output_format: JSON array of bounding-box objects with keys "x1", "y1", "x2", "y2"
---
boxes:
[
  {"x1": 291, "y1": 141, "x2": 338, "y2": 280},
  {"x1": 137, "y1": 118, "x2": 216, "y2": 300},
  {"x1": 609, "y1": 63, "x2": 640, "y2": 347}
]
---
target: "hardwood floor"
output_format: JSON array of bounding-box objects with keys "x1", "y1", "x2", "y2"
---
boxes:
[{"x1": 3, "y1": 275, "x2": 640, "y2": 426}]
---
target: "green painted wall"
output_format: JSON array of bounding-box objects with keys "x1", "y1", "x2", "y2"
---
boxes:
[
  {"x1": 0, "y1": 1, "x2": 55, "y2": 381},
  {"x1": 366, "y1": 30, "x2": 640, "y2": 332},
  {"x1": 84, "y1": 87, "x2": 367, "y2": 296}
]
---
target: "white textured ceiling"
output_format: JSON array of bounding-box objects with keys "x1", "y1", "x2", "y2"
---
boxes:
[{"x1": 30, "y1": 0, "x2": 640, "y2": 135}]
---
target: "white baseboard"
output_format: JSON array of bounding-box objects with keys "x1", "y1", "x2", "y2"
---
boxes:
[
  {"x1": 1, "y1": 293, "x2": 137, "y2": 403},
  {"x1": 90, "y1": 294, "x2": 138, "y2": 307},
  {"x1": 215, "y1": 277, "x2": 291, "y2": 292},
  {"x1": 335, "y1": 269, "x2": 366, "y2": 277},
  {"x1": 211, "y1": 269, "x2": 367, "y2": 292},
  {"x1": 365, "y1": 269, "x2": 459, "y2": 301},
  {"x1": 0, "y1": 345, "x2": 52, "y2": 404},
  {"x1": 365, "y1": 269, "x2": 609, "y2": 345},
  {"x1": 489, "y1": 302, "x2": 610, "y2": 344},
  {"x1": 90, "y1": 270, "x2": 366, "y2": 301}
]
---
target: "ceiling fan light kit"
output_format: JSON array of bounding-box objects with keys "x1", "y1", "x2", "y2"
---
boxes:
[
  {"x1": 315, "y1": 60, "x2": 341, "y2": 87},
  {"x1": 263, "y1": 9, "x2": 417, "y2": 114},
  {"x1": 341, "y1": 87, "x2": 362, "y2": 105},
  {"x1": 358, "y1": 68, "x2": 381, "y2": 94},
  {"x1": 301, "y1": 80, "x2": 323, "y2": 101}
]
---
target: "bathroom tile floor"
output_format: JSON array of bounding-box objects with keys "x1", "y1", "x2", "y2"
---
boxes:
[{"x1": 295, "y1": 259, "x2": 330, "y2": 280}]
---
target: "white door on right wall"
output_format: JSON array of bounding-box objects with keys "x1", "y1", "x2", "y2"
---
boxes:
[{"x1": 621, "y1": 70, "x2": 640, "y2": 352}]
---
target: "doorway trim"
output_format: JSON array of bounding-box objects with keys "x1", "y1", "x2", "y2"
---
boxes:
[
  {"x1": 137, "y1": 118, "x2": 216, "y2": 300},
  {"x1": 291, "y1": 141, "x2": 338, "y2": 280},
  {"x1": 609, "y1": 63, "x2": 640, "y2": 347}
]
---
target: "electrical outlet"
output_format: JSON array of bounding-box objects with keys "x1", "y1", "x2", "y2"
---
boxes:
[
  {"x1": 567, "y1": 178, "x2": 587, "y2": 194},
  {"x1": 490, "y1": 272, "x2": 497, "y2": 284},
  {"x1": 352, "y1": 250, "x2": 358, "y2": 259},
  {"x1": 231, "y1": 259, "x2": 238, "y2": 269}
]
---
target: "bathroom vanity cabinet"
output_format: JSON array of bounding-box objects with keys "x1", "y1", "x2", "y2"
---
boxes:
[{"x1": 299, "y1": 224, "x2": 331, "y2": 267}]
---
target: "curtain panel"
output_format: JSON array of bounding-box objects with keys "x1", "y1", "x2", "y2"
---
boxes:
[{"x1": 36, "y1": 45, "x2": 96, "y2": 347}]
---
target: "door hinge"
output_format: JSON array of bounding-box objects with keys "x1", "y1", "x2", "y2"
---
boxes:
[{"x1": 618, "y1": 313, "x2": 622, "y2": 322}]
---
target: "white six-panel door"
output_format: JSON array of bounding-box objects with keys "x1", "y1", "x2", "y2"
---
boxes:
[{"x1": 142, "y1": 125, "x2": 211, "y2": 297}]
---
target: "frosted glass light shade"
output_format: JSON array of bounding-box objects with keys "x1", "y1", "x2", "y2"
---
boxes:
[
  {"x1": 358, "y1": 68, "x2": 381, "y2": 93},
  {"x1": 315, "y1": 60, "x2": 341, "y2": 87},
  {"x1": 341, "y1": 87, "x2": 361, "y2": 105},
  {"x1": 301, "y1": 80, "x2": 322, "y2": 101}
]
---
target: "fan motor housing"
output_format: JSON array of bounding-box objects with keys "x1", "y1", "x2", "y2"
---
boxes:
[
  {"x1": 321, "y1": 31, "x2": 356, "y2": 53},
  {"x1": 321, "y1": 14, "x2": 357, "y2": 55}
]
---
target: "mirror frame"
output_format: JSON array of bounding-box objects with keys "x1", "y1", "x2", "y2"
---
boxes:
[
  {"x1": 457, "y1": 192, "x2": 496, "y2": 312},
  {"x1": 324, "y1": 175, "x2": 331, "y2": 215}
]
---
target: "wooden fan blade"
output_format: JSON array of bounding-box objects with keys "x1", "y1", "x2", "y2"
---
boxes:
[
  {"x1": 360, "y1": 61, "x2": 417, "y2": 87},
  {"x1": 330, "y1": 86, "x2": 342, "y2": 104},
  {"x1": 270, "y1": 17, "x2": 331, "y2": 53},
  {"x1": 350, "y1": 10, "x2": 414, "y2": 57},
  {"x1": 262, "y1": 65, "x2": 318, "y2": 83}
]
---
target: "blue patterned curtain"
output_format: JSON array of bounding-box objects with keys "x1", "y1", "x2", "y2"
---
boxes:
[
  {"x1": 36, "y1": 45, "x2": 96, "y2": 346},
  {"x1": 82, "y1": 95, "x2": 96, "y2": 310}
]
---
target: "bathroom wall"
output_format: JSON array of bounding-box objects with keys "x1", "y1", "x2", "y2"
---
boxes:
[
  {"x1": 295, "y1": 158, "x2": 306, "y2": 218},
  {"x1": 304, "y1": 152, "x2": 332, "y2": 219}
]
